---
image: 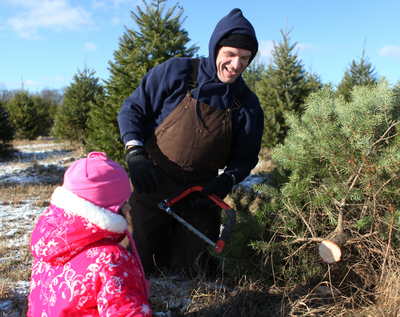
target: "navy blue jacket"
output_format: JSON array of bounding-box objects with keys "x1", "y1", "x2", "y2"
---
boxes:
[{"x1": 118, "y1": 8, "x2": 264, "y2": 183}]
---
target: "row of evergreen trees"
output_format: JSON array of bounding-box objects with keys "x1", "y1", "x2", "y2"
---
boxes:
[
  {"x1": 0, "y1": 86, "x2": 63, "y2": 155},
  {"x1": 0, "y1": 0, "x2": 385, "y2": 161},
  {"x1": 0, "y1": 88, "x2": 60, "y2": 155}
]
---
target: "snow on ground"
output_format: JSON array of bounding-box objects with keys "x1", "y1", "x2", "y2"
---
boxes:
[
  {"x1": 0, "y1": 142, "x2": 81, "y2": 246},
  {"x1": 0, "y1": 142, "x2": 76, "y2": 185},
  {"x1": 0, "y1": 141, "x2": 267, "y2": 315},
  {"x1": 0, "y1": 204, "x2": 47, "y2": 249},
  {"x1": 0, "y1": 141, "x2": 81, "y2": 315}
]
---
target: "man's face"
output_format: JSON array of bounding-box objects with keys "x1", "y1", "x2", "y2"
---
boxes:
[{"x1": 216, "y1": 46, "x2": 252, "y2": 84}]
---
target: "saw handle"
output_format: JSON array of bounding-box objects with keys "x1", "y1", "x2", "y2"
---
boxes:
[{"x1": 163, "y1": 185, "x2": 236, "y2": 253}]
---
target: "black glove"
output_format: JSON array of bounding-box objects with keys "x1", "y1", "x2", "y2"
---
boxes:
[
  {"x1": 190, "y1": 173, "x2": 234, "y2": 209},
  {"x1": 126, "y1": 146, "x2": 164, "y2": 194}
]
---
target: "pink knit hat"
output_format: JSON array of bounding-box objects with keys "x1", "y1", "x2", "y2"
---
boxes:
[
  {"x1": 62, "y1": 152, "x2": 150, "y2": 298},
  {"x1": 63, "y1": 152, "x2": 131, "y2": 213}
]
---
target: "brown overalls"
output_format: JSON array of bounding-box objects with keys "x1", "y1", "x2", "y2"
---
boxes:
[{"x1": 121, "y1": 61, "x2": 236, "y2": 276}]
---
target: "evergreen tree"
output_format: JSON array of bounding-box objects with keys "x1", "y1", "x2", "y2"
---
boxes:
[
  {"x1": 53, "y1": 67, "x2": 104, "y2": 144},
  {"x1": 393, "y1": 80, "x2": 400, "y2": 145},
  {"x1": 336, "y1": 41, "x2": 378, "y2": 103},
  {"x1": 258, "y1": 25, "x2": 319, "y2": 148},
  {"x1": 306, "y1": 67, "x2": 324, "y2": 94},
  {"x1": 7, "y1": 88, "x2": 51, "y2": 140},
  {"x1": 253, "y1": 80, "x2": 400, "y2": 285},
  {"x1": 0, "y1": 100, "x2": 14, "y2": 156},
  {"x1": 242, "y1": 53, "x2": 266, "y2": 97},
  {"x1": 33, "y1": 95, "x2": 54, "y2": 136},
  {"x1": 85, "y1": 0, "x2": 199, "y2": 164},
  {"x1": 393, "y1": 79, "x2": 400, "y2": 98}
]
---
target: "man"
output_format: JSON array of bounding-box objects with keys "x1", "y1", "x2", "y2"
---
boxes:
[{"x1": 118, "y1": 8, "x2": 264, "y2": 277}]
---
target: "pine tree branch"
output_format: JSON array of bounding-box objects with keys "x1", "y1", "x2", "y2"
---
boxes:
[
  {"x1": 283, "y1": 199, "x2": 316, "y2": 238},
  {"x1": 279, "y1": 235, "x2": 325, "y2": 243},
  {"x1": 372, "y1": 120, "x2": 399, "y2": 147}
]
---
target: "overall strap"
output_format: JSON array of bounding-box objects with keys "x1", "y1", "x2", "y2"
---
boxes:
[
  {"x1": 232, "y1": 85, "x2": 251, "y2": 110},
  {"x1": 187, "y1": 58, "x2": 200, "y2": 91}
]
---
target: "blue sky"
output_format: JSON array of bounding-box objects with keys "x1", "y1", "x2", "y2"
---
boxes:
[{"x1": 1, "y1": 0, "x2": 399, "y2": 93}]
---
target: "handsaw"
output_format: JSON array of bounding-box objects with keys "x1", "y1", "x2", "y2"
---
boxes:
[{"x1": 157, "y1": 186, "x2": 236, "y2": 253}]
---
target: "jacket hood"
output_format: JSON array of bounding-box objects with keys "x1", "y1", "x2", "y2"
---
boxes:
[
  {"x1": 30, "y1": 187, "x2": 127, "y2": 265},
  {"x1": 207, "y1": 8, "x2": 258, "y2": 75}
]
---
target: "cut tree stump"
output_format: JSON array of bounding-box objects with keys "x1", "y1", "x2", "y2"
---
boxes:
[
  {"x1": 318, "y1": 240, "x2": 342, "y2": 264},
  {"x1": 318, "y1": 229, "x2": 347, "y2": 263}
]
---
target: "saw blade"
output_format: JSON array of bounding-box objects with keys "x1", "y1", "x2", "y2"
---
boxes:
[{"x1": 169, "y1": 211, "x2": 216, "y2": 247}]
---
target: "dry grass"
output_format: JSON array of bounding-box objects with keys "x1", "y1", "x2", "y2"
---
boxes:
[
  {"x1": 0, "y1": 234, "x2": 32, "y2": 316},
  {"x1": 367, "y1": 267, "x2": 400, "y2": 316},
  {"x1": 2, "y1": 139, "x2": 400, "y2": 316},
  {"x1": 0, "y1": 183, "x2": 58, "y2": 207},
  {"x1": 0, "y1": 138, "x2": 76, "y2": 316}
]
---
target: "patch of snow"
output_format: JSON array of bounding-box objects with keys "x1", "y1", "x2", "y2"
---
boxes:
[
  {"x1": 235, "y1": 174, "x2": 265, "y2": 191},
  {"x1": 0, "y1": 203, "x2": 47, "y2": 247}
]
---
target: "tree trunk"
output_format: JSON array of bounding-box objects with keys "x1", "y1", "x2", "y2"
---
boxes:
[{"x1": 319, "y1": 199, "x2": 347, "y2": 264}]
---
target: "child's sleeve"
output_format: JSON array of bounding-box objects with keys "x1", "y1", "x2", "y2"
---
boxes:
[{"x1": 96, "y1": 249, "x2": 152, "y2": 317}]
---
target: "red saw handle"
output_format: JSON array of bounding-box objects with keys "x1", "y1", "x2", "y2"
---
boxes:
[{"x1": 162, "y1": 186, "x2": 236, "y2": 253}]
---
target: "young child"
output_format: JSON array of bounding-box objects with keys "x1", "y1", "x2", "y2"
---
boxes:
[{"x1": 27, "y1": 152, "x2": 151, "y2": 316}]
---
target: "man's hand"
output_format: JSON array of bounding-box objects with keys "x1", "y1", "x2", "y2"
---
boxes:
[
  {"x1": 190, "y1": 173, "x2": 234, "y2": 209},
  {"x1": 126, "y1": 146, "x2": 164, "y2": 194}
]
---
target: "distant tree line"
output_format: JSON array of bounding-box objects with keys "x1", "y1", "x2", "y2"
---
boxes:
[
  {"x1": 0, "y1": 86, "x2": 64, "y2": 105},
  {"x1": 0, "y1": 86, "x2": 64, "y2": 155}
]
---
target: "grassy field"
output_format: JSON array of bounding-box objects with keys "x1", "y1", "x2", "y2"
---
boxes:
[{"x1": 1, "y1": 139, "x2": 400, "y2": 316}]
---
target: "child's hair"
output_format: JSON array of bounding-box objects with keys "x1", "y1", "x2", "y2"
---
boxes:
[
  {"x1": 63, "y1": 151, "x2": 131, "y2": 213},
  {"x1": 62, "y1": 152, "x2": 150, "y2": 297}
]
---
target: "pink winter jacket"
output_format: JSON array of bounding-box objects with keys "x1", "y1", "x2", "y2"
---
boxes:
[{"x1": 27, "y1": 187, "x2": 152, "y2": 317}]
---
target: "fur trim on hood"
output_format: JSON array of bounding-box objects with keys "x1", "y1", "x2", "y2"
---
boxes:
[
  {"x1": 30, "y1": 187, "x2": 128, "y2": 264},
  {"x1": 51, "y1": 186, "x2": 127, "y2": 233}
]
